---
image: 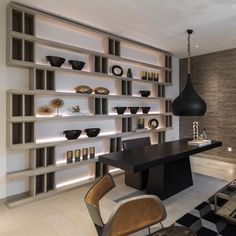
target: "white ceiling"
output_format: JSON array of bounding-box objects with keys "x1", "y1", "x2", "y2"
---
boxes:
[{"x1": 15, "y1": 0, "x2": 236, "y2": 57}]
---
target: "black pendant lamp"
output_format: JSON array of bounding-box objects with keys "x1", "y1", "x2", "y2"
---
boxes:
[{"x1": 172, "y1": 29, "x2": 207, "y2": 116}]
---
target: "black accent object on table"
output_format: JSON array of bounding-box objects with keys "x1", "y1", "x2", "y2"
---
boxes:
[{"x1": 99, "y1": 139, "x2": 222, "y2": 200}]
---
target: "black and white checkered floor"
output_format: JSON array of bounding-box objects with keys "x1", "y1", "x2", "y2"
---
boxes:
[{"x1": 174, "y1": 196, "x2": 236, "y2": 236}]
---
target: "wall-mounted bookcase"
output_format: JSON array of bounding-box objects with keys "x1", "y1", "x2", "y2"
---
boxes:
[{"x1": 6, "y1": 2, "x2": 173, "y2": 207}]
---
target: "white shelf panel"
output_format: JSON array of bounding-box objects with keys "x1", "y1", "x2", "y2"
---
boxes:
[
  {"x1": 7, "y1": 88, "x2": 172, "y2": 101},
  {"x1": 8, "y1": 112, "x2": 172, "y2": 122},
  {"x1": 8, "y1": 127, "x2": 173, "y2": 149}
]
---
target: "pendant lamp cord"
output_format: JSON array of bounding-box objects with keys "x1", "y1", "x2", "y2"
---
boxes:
[{"x1": 187, "y1": 32, "x2": 191, "y2": 74}]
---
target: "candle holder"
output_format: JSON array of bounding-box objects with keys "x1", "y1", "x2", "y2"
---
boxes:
[
  {"x1": 89, "y1": 147, "x2": 95, "y2": 159},
  {"x1": 193, "y1": 122, "x2": 199, "y2": 141},
  {"x1": 66, "y1": 151, "x2": 73, "y2": 164},
  {"x1": 74, "y1": 149, "x2": 81, "y2": 162},
  {"x1": 82, "y1": 148, "x2": 88, "y2": 160}
]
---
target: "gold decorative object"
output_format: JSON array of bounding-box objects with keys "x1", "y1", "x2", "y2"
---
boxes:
[
  {"x1": 50, "y1": 98, "x2": 64, "y2": 116},
  {"x1": 66, "y1": 151, "x2": 73, "y2": 164},
  {"x1": 89, "y1": 147, "x2": 95, "y2": 159},
  {"x1": 82, "y1": 148, "x2": 88, "y2": 160},
  {"x1": 74, "y1": 149, "x2": 81, "y2": 162},
  {"x1": 94, "y1": 87, "x2": 110, "y2": 95},
  {"x1": 37, "y1": 105, "x2": 54, "y2": 116},
  {"x1": 71, "y1": 105, "x2": 80, "y2": 113},
  {"x1": 75, "y1": 85, "x2": 93, "y2": 94}
]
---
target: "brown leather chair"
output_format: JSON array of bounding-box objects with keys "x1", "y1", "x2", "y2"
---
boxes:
[
  {"x1": 84, "y1": 174, "x2": 167, "y2": 236},
  {"x1": 122, "y1": 137, "x2": 151, "y2": 190}
]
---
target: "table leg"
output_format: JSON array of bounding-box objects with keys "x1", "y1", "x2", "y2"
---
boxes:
[{"x1": 146, "y1": 156, "x2": 193, "y2": 199}]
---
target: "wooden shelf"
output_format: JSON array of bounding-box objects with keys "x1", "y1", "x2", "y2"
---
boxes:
[{"x1": 9, "y1": 127, "x2": 173, "y2": 149}]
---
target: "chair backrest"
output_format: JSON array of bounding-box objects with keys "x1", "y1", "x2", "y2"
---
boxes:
[
  {"x1": 102, "y1": 195, "x2": 167, "y2": 236},
  {"x1": 122, "y1": 137, "x2": 151, "y2": 150},
  {"x1": 84, "y1": 174, "x2": 115, "y2": 233}
]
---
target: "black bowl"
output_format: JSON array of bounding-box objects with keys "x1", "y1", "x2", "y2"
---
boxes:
[
  {"x1": 141, "y1": 107, "x2": 151, "y2": 114},
  {"x1": 139, "y1": 90, "x2": 151, "y2": 97},
  {"x1": 129, "y1": 107, "x2": 139, "y2": 114},
  {"x1": 46, "y1": 56, "x2": 65, "y2": 67},
  {"x1": 68, "y1": 60, "x2": 85, "y2": 70},
  {"x1": 114, "y1": 107, "x2": 127, "y2": 115},
  {"x1": 63, "y1": 130, "x2": 82, "y2": 140},
  {"x1": 85, "y1": 128, "x2": 100, "y2": 138}
]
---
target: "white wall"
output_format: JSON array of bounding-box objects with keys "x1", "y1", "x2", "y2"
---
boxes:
[{"x1": 0, "y1": 0, "x2": 179, "y2": 200}]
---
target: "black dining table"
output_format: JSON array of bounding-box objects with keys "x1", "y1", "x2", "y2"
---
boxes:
[{"x1": 99, "y1": 138, "x2": 222, "y2": 200}]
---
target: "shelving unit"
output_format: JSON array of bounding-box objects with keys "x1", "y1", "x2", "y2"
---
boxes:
[{"x1": 6, "y1": 2, "x2": 173, "y2": 207}]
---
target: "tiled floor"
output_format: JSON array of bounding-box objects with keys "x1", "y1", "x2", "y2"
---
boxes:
[{"x1": 0, "y1": 156, "x2": 236, "y2": 236}]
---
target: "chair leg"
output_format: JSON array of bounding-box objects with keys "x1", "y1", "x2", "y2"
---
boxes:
[
  {"x1": 148, "y1": 227, "x2": 151, "y2": 235},
  {"x1": 160, "y1": 222, "x2": 164, "y2": 228},
  {"x1": 94, "y1": 224, "x2": 103, "y2": 236}
]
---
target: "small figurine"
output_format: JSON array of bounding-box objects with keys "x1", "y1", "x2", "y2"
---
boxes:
[{"x1": 201, "y1": 128, "x2": 208, "y2": 140}]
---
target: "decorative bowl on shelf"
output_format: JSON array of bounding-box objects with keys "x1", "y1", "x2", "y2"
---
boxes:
[
  {"x1": 139, "y1": 90, "x2": 151, "y2": 97},
  {"x1": 114, "y1": 107, "x2": 127, "y2": 115},
  {"x1": 129, "y1": 107, "x2": 139, "y2": 114},
  {"x1": 46, "y1": 56, "x2": 65, "y2": 67},
  {"x1": 75, "y1": 85, "x2": 93, "y2": 94},
  {"x1": 141, "y1": 107, "x2": 151, "y2": 114},
  {"x1": 63, "y1": 130, "x2": 82, "y2": 140},
  {"x1": 84, "y1": 128, "x2": 100, "y2": 138},
  {"x1": 94, "y1": 87, "x2": 110, "y2": 95},
  {"x1": 68, "y1": 60, "x2": 85, "y2": 70}
]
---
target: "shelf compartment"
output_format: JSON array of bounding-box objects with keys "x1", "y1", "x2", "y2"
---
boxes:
[
  {"x1": 94, "y1": 97, "x2": 108, "y2": 115},
  {"x1": 35, "y1": 69, "x2": 45, "y2": 90},
  {"x1": 12, "y1": 9, "x2": 23, "y2": 33},
  {"x1": 108, "y1": 38, "x2": 120, "y2": 56},
  {"x1": 35, "y1": 174, "x2": 45, "y2": 195},
  {"x1": 30, "y1": 69, "x2": 55, "y2": 90},
  {"x1": 46, "y1": 70, "x2": 55, "y2": 90},
  {"x1": 12, "y1": 123, "x2": 23, "y2": 144},
  {"x1": 46, "y1": 146, "x2": 55, "y2": 166},
  {"x1": 24, "y1": 40, "x2": 34, "y2": 62},
  {"x1": 12, "y1": 94, "x2": 23, "y2": 116},
  {"x1": 46, "y1": 172, "x2": 55, "y2": 192},
  {"x1": 121, "y1": 80, "x2": 132, "y2": 95},
  {"x1": 35, "y1": 148, "x2": 45, "y2": 169},
  {"x1": 165, "y1": 115, "x2": 172, "y2": 128},
  {"x1": 165, "y1": 100, "x2": 172, "y2": 113},
  {"x1": 12, "y1": 37, "x2": 23, "y2": 60},
  {"x1": 94, "y1": 55, "x2": 108, "y2": 73},
  {"x1": 24, "y1": 12, "x2": 34, "y2": 35},
  {"x1": 158, "y1": 85, "x2": 165, "y2": 98},
  {"x1": 24, "y1": 95, "x2": 34, "y2": 116},
  {"x1": 165, "y1": 55, "x2": 172, "y2": 69},
  {"x1": 24, "y1": 122, "x2": 34, "y2": 143},
  {"x1": 158, "y1": 131, "x2": 165, "y2": 144},
  {"x1": 122, "y1": 118, "x2": 132, "y2": 132}
]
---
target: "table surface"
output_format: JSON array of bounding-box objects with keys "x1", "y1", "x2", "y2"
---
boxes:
[{"x1": 99, "y1": 138, "x2": 222, "y2": 172}]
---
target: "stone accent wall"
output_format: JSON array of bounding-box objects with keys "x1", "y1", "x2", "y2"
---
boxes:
[{"x1": 179, "y1": 48, "x2": 236, "y2": 158}]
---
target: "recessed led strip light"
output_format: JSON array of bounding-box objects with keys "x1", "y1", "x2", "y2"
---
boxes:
[{"x1": 56, "y1": 175, "x2": 94, "y2": 188}]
